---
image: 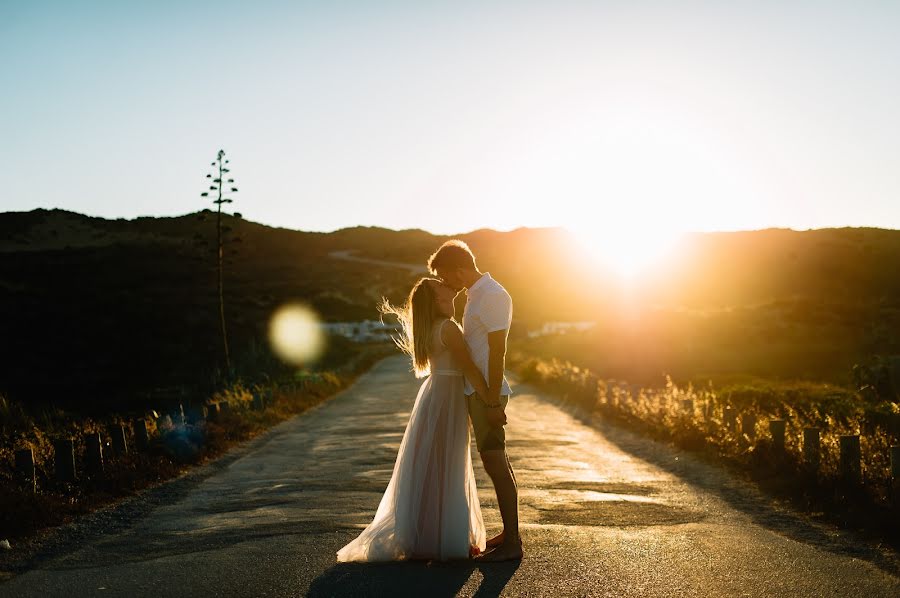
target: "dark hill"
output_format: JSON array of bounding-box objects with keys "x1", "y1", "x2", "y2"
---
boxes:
[
  {"x1": 0, "y1": 208, "x2": 898, "y2": 405},
  {"x1": 640, "y1": 227, "x2": 900, "y2": 307}
]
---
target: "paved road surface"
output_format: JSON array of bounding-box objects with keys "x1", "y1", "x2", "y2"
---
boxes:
[{"x1": 1, "y1": 356, "x2": 898, "y2": 597}]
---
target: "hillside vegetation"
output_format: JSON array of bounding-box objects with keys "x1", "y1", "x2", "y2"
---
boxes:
[{"x1": 1, "y1": 208, "x2": 898, "y2": 409}]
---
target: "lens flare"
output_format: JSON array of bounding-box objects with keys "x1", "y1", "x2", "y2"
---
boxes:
[{"x1": 268, "y1": 303, "x2": 325, "y2": 365}]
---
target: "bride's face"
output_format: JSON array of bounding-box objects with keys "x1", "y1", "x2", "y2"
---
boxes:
[{"x1": 430, "y1": 282, "x2": 457, "y2": 317}]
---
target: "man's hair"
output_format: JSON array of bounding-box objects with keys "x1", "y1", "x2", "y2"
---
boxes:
[{"x1": 427, "y1": 240, "x2": 477, "y2": 275}]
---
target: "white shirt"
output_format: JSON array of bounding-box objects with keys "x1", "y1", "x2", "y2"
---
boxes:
[{"x1": 462, "y1": 272, "x2": 513, "y2": 396}]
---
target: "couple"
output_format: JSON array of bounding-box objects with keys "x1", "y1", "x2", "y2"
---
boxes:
[{"x1": 336, "y1": 240, "x2": 524, "y2": 563}]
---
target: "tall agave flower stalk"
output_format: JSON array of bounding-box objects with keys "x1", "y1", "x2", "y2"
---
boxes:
[{"x1": 200, "y1": 149, "x2": 239, "y2": 374}]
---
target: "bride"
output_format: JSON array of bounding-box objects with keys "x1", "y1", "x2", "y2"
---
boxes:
[{"x1": 337, "y1": 278, "x2": 490, "y2": 562}]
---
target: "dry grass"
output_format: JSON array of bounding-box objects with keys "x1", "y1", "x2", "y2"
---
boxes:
[
  {"x1": 0, "y1": 346, "x2": 391, "y2": 543},
  {"x1": 510, "y1": 352, "x2": 900, "y2": 542}
]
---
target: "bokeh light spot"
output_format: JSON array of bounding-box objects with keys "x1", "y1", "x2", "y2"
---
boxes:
[{"x1": 268, "y1": 303, "x2": 325, "y2": 365}]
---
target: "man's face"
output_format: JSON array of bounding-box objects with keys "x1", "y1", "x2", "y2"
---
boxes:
[{"x1": 434, "y1": 266, "x2": 465, "y2": 292}]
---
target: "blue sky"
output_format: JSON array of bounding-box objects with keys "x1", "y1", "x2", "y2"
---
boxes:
[{"x1": 2, "y1": 0, "x2": 898, "y2": 236}]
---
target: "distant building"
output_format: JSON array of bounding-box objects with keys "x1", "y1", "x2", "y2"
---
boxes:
[
  {"x1": 527, "y1": 321, "x2": 596, "y2": 338},
  {"x1": 322, "y1": 319, "x2": 595, "y2": 342}
]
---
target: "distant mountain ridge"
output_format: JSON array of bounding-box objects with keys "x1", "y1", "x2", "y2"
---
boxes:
[
  {"x1": 1, "y1": 208, "x2": 898, "y2": 405},
  {"x1": 3, "y1": 208, "x2": 899, "y2": 312}
]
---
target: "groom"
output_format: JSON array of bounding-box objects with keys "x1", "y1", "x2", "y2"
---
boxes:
[{"x1": 428, "y1": 240, "x2": 523, "y2": 562}]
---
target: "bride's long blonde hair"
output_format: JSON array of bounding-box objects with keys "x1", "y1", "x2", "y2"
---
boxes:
[{"x1": 379, "y1": 278, "x2": 444, "y2": 378}]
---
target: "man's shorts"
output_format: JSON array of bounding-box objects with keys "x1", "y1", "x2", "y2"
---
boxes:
[{"x1": 466, "y1": 393, "x2": 510, "y2": 452}]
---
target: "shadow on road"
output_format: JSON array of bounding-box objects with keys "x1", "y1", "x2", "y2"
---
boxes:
[
  {"x1": 537, "y1": 392, "x2": 900, "y2": 580},
  {"x1": 307, "y1": 559, "x2": 520, "y2": 598}
]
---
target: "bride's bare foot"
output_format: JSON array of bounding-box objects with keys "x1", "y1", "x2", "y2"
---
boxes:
[
  {"x1": 475, "y1": 539, "x2": 523, "y2": 562},
  {"x1": 485, "y1": 531, "x2": 504, "y2": 549}
]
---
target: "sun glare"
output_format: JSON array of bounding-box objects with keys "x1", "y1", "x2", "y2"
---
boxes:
[
  {"x1": 570, "y1": 224, "x2": 682, "y2": 281},
  {"x1": 268, "y1": 303, "x2": 325, "y2": 365}
]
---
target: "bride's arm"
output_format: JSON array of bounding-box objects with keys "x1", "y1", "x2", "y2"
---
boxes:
[{"x1": 440, "y1": 320, "x2": 489, "y2": 398}]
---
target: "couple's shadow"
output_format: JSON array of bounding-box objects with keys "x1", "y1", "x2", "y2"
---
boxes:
[{"x1": 307, "y1": 558, "x2": 520, "y2": 598}]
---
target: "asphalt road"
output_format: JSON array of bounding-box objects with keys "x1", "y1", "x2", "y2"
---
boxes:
[{"x1": 1, "y1": 356, "x2": 899, "y2": 597}]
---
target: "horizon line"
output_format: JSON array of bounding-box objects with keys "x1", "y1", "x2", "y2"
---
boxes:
[{"x1": 5, "y1": 206, "x2": 900, "y2": 237}]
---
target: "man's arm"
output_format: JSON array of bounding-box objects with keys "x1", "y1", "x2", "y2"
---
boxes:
[
  {"x1": 481, "y1": 290, "x2": 513, "y2": 408},
  {"x1": 486, "y1": 328, "x2": 508, "y2": 407},
  {"x1": 482, "y1": 328, "x2": 509, "y2": 427}
]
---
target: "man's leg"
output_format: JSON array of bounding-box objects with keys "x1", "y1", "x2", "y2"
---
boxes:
[
  {"x1": 485, "y1": 449, "x2": 519, "y2": 549},
  {"x1": 466, "y1": 393, "x2": 522, "y2": 560},
  {"x1": 479, "y1": 448, "x2": 522, "y2": 558},
  {"x1": 506, "y1": 451, "x2": 518, "y2": 488}
]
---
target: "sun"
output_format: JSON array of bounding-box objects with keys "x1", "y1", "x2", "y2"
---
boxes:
[{"x1": 570, "y1": 223, "x2": 683, "y2": 281}]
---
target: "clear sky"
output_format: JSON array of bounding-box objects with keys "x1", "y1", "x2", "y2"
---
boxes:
[{"x1": 2, "y1": 0, "x2": 899, "y2": 238}]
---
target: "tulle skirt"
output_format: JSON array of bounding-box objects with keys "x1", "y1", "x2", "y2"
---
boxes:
[{"x1": 336, "y1": 372, "x2": 486, "y2": 562}]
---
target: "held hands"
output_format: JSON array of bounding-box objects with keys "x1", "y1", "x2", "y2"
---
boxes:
[
  {"x1": 485, "y1": 404, "x2": 507, "y2": 428},
  {"x1": 473, "y1": 388, "x2": 506, "y2": 428}
]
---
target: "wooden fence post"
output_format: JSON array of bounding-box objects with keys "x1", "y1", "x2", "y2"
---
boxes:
[
  {"x1": 14, "y1": 448, "x2": 36, "y2": 492},
  {"x1": 252, "y1": 392, "x2": 265, "y2": 411},
  {"x1": 110, "y1": 425, "x2": 128, "y2": 456},
  {"x1": 803, "y1": 428, "x2": 820, "y2": 474},
  {"x1": 134, "y1": 419, "x2": 150, "y2": 451},
  {"x1": 84, "y1": 432, "x2": 104, "y2": 475},
  {"x1": 723, "y1": 407, "x2": 736, "y2": 432},
  {"x1": 891, "y1": 446, "x2": 900, "y2": 508},
  {"x1": 741, "y1": 414, "x2": 757, "y2": 439},
  {"x1": 769, "y1": 420, "x2": 786, "y2": 453},
  {"x1": 53, "y1": 438, "x2": 76, "y2": 482},
  {"x1": 839, "y1": 435, "x2": 861, "y2": 486}
]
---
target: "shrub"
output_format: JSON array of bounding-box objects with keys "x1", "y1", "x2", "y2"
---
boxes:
[{"x1": 509, "y1": 354, "x2": 899, "y2": 514}]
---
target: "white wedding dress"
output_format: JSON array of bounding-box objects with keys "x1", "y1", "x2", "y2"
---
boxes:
[{"x1": 337, "y1": 318, "x2": 486, "y2": 562}]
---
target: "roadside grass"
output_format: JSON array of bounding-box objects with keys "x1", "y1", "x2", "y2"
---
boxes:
[
  {"x1": 508, "y1": 351, "x2": 900, "y2": 546},
  {"x1": 0, "y1": 345, "x2": 392, "y2": 544}
]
